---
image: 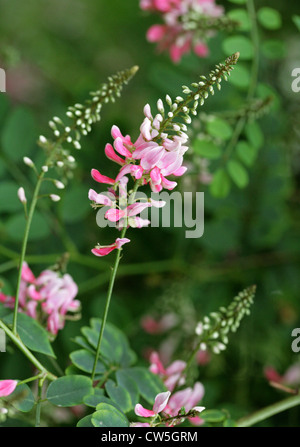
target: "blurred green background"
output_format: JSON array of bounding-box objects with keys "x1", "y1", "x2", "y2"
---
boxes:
[{"x1": 0, "y1": 0, "x2": 300, "y2": 426}]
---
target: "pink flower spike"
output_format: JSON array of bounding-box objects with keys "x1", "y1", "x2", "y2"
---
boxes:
[
  {"x1": 153, "y1": 391, "x2": 171, "y2": 414},
  {"x1": 135, "y1": 404, "x2": 156, "y2": 418},
  {"x1": 114, "y1": 238, "x2": 130, "y2": 249},
  {"x1": 21, "y1": 262, "x2": 36, "y2": 283},
  {"x1": 0, "y1": 380, "x2": 18, "y2": 397},
  {"x1": 91, "y1": 169, "x2": 115, "y2": 185},
  {"x1": 105, "y1": 143, "x2": 125, "y2": 166},
  {"x1": 105, "y1": 209, "x2": 126, "y2": 222}
]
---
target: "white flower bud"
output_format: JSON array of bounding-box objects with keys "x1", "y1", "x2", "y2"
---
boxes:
[
  {"x1": 56, "y1": 161, "x2": 64, "y2": 168},
  {"x1": 17, "y1": 187, "x2": 27, "y2": 204},
  {"x1": 39, "y1": 135, "x2": 47, "y2": 144},
  {"x1": 50, "y1": 194, "x2": 61, "y2": 202},
  {"x1": 23, "y1": 157, "x2": 34, "y2": 167},
  {"x1": 54, "y1": 180, "x2": 65, "y2": 189},
  {"x1": 42, "y1": 165, "x2": 48, "y2": 173}
]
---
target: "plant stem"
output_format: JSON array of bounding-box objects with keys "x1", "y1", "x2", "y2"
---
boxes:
[
  {"x1": 35, "y1": 378, "x2": 43, "y2": 427},
  {"x1": 236, "y1": 393, "x2": 300, "y2": 427},
  {"x1": 12, "y1": 171, "x2": 45, "y2": 334},
  {"x1": 91, "y1": 181, "x2": 140, "y2": 382},
  {"x1": 0, "y1": 320, "x2": 56, "y2": 381}
]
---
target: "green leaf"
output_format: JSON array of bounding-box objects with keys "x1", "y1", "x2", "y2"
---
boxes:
[
  {"x1": 210, "y1": 168, "x2": 231, "y2": 198},
  {"x1": 10, "y1": 384, "x2": 35, "y2": 413},
  {"x1": 116, "y1": 370, "x2": 139, "y2": 409},
  {"x1": 201, "y1": 409, "x2": 226, "y2": 423},
  {"x1": 0, "y1": 181, "x2": 21, "y2": 213},
  {"x1": 122, "y1": 367, "x2": 165, "y2": 405},
  {"x1": 1, "y1": 107, "x2": 37, "y2": 161},
  {"x1": 222, "y1": 36, "x2": 253, "y2": 60},
  {"x1": 206, "y1": 118, "x2": 233, "y2": 141},
  {"x1": 292, "y1": 15, "x2": 300, "y2": 32},
  {"x1": 5, "y1": 211, "x2": 50, "y2": 242},
  {"x1": 228, "y1": 0, "x2": 246, "y2": 3},
  {"x1": 257, "y1": 7, "x2": 282, "y2": 30},
  {"x1": 90, "y1": 318, "x2": 136, "y2": 366},
  {"x1": 105, "y1": 379, "x2": 133, "y2": 413},
  {"x1": 193, "y1": 138, "x2": 221, "y2": 159},
  {"x1": 227, "y1": 160, "x2": 249, "y2": 188},
  {"x1": 228, "y1": 64, "x2": 250, "y2": 89},
  {"x1": 244, "y1": 121, "x2": 264, "y2": 149},
  {"x1": 3, "y1": 312, "x2": 55, "y2": 357},
  {"x1": 227, "y1": 9, "x2": 251, "y2": 31},
  {"x1": 77, "y1": 415, "x2": 94, "y2": 427},
  {"x1": 236, "y1": 141, "x2": 257, "y2": 166},
  {"x1": 92, "y1": 403, "x2": 129, "y2": 427},
  {"x1": 70, "y1": 349, "x2": 106, "y2": 374},
  {"x1": 84, "y1": 394, "x2": 123, "y2": 412},
  {"x1": 46, "y1": 375, "x2": 93, "y2": 407}
]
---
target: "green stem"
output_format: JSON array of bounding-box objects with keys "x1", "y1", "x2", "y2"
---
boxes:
[
  {"x1": 236, "y1": 393, "x2": 300, "y2": 427},
  {"x1": 12, "y1": 171, "x2": 45, "y2": 334},
  {"x1": 90, "y1": 181, "x2": 140, "y2": 382},
  {"x1": 0, "y1": 320, "x2": 56, "y2": 381},
  {"x1": 35, "y1": 379, "x2": 43, "y2": 427}
]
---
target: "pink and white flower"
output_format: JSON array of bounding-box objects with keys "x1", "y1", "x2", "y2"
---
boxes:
[{"x1": 0, "y1": 380, "x2": 18, "y2": 397}]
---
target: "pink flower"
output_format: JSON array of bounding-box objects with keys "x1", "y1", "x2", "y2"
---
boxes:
[
  {"x1": 140, "y1": 0, "x2": 224, "y2": 62},
  {"x1": 0, "y1": 263, "x2": 80, "y2": 336},
  {"x1": 0, "y1": 380, "x2": 18, "y2": 397},
  {"x1": 164, "y1": 382, "x2": 205, "y2": 425},
  {"x1": 149, "y1": 351, "x2": 186, "y2": 391},
  {"x1": 141, "y1": 313, "x2": 177, "y2": 334},
  {"x1": 91, "y1": 169, "x2": 115, "y2": 185},
  {"x1": 135, "y1": 391, "x2": 171, "y2": 418},
  {"x1": 264, "y1": 363, "x2": 300, "y2": 387},
  {"x1": 91, "y1": 238, "x2": 130, "y2": 257}
]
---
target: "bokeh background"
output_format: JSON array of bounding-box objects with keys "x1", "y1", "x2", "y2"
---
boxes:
[{"x1": 0, "y1": 0, "x2": 300, "y2": 426}]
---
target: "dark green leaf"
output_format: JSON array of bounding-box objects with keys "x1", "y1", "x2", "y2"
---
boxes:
[
  {"x1": 3, "y1": 312, "x2": 55, "y2": 357},
  {"x1": 92, "y1": 403, "x2": 129, "y2": 427},
  {"x1": 70, "y1": 349, "x2": 106, "y2": 374},
  {"x1": 122, "y1": 367, "x2": 165, "y2": 405},
  {"x1": 77, "y1": 415, "x2": 94, "y2": 427},
  {"x1": 10, "y1": 383, "x2": 35, "y2": 412},
  {"x1": 46, "y1": 375, "x2": 93, "y2": 407},
  {"x1": 105, "y1": 379, "x2": 133, "y2": 413}
]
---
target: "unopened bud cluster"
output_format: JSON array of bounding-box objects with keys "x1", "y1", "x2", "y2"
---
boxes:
[{"x1": 195, "y1": 285, "x2": 256, "y2": 354}]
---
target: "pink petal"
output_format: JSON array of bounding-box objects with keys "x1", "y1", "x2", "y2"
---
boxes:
[
  {"x1": 153, "y1": 391, "x2": 171, "y2": 414},
  {"x1": 165, "y1": 360, "x2": 186, "y2": 376},
  {"x1": 114, "y1": 137, "x2": 132, "y2": 158},
  {"x1": 131, "y1": 165, "x2": 144, "y2": 179},
  {"x1": 149, "y1": 198, "x2": 166, "y2": 208},
  {"x1": 149, "y1": 351, "x2": 166, "y2": 375},
  {"x1": 111, "y1": 125, "x2": 132, "y2": 146},
  {"x1": 91, "y1": 169, "x2": 115, "y2": 185},
  {"x1": 115, "y1": 164, "x2": 133, "y2": 182},
  {"x1": 150, "y1": 167, "x2": 161, "y2": 184},
  {"x1": 161, "y1": 175, "x2": 177, "y2": 190},
  {"x1": 88, "y1": 189, "x2": 113, "y2": 206},
  {"x1": 172, "y1": 166, "x2": 187, "y2": 177},
  {"x1": 114, "y1": 238, "x2": 130, "y2": 249},
  {"x1": 0, "y1": 380, "x2": 18, "y2": 397},
  {"x1": 194, "y1": 43, "x2": 209, "y2": 58},
  {"x1": 135, "y1": 404, "x2": 156, "y2": 418},
  {"x1": 105, "y1": 143, "x2": 125, "y2": 165},
  {"x1": 91, "y1": 245, "x2": 116, "y2": 257},
  {"x1": 105, "y1": 209, "x2": 126, "y2": 222},
  {"x1": 146, "y1": 24, "x2": 167, "y2": 42},
  {"x1": 21, "y1": 262, "x2": 35, "y2": 283},
  {"x1": 27, "y1": 284, "x2": 42, "y2": 301},
  {"x1": 140, "y1": 147, "x2": 165, "y2": 170},
  {"x1": 127, "y1": 202, "x2": 151, "y2": 217},
  {"x1": 185, "y1": 382, "x2": 205, "y2": 412}
]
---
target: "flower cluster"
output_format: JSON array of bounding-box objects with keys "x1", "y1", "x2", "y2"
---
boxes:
[
  {"x1": 132, "y1": 351, "x2": 205, "y2": 426},
  {"x1": 140, "y1": 0, "x2": 224, "y2": 62},
  {"x1": 132, "y1": 388, "x2": 205, "y2": 427},
  {"x1": 0, "y1": 262, "x2": 80, "y2": 335},
  {"x1": 89, "y1": 54, "x2": 239, "y2": 256}
]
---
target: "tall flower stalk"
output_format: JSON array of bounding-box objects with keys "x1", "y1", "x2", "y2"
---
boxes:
[
  {"x1": 11, "y1": 66, "x2": 138, "y2": 335},
  {"x1": 89, "y1": 53, "x2": 239, "y2": 381}
]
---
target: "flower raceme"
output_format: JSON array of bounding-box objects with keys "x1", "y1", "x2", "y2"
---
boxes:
[
  {"x1": 89, "y1": 54, "x2": 239, "y2": 256},
  {"x1": 0, "y1": 262, "x2": 80, "y2": 335},
  {"x1": 133, "y1": 389, "x2": 205, "y2": 427},
  {"x1": 140, "y1": 0, "x2": 224, "y2": 63}
]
